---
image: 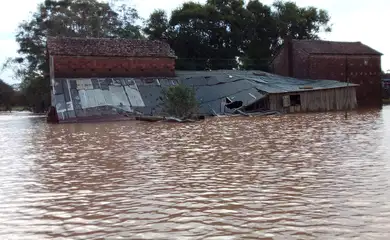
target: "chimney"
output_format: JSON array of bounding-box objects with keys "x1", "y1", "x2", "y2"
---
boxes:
[{"x1": 285, "y1": 37, "x2": 294, "y2": 77}]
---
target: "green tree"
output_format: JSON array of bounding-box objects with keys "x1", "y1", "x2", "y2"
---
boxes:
[
  {"x1": 144, "y1": 0, "x2": 331, "y2": 71},
  {"x1": 168, "y1": 2, "x2": 215, "y2": 70},
  {"x1": 272, "y1": 1, "x2": 331, "y2": 42},
  {"x1": 240, "y1": 0, "x2": 276, "y2": 70},
  {"x1": 162, "y1": 84, "x2": 198, "y2": 119},
  {"x1": 143, "y1": 10, "x2": 169, "y2": 40},
  {"x1": 167, "y1": 0, "x2": 246, "y2": 70},
  {"x1": 5, "y1": 0, "x2": 142, "y2": 113},
  {"x1": 0, "y1": 80, "x2": 15, "y2": 111}
]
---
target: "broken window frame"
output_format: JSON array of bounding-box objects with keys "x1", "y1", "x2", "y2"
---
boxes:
[{"x1": 289, "y1": 94, "x2": 301, "y2": 106}]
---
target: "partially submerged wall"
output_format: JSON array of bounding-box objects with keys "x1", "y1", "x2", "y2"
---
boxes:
[
  {"x1": 52, "y1": 78, "x2": 177, "y2": 122},
  {"x1": 268, "y1": 87, "x2": 357, "y2": 113},
  {"x1": 50, "y1": 71, "x2": 360, "y2": 122}
]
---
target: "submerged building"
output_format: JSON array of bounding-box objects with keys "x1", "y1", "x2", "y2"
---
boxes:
[
  {"x1": 47, "y1": 37, "x2": 358, "y2": 123},
  {"x1": 177, "y1": 71, "x2": 357, "y2": 115},
  {"x1": 47, "y1": 37, "x2": 176, "y2": 122},
  {"x1": 270, "y1": 39, "x2": 382, "y2": 107}
]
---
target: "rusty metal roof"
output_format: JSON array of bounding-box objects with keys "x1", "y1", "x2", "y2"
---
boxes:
[
  {"x1": 47, "y1": 37, "x2": 176, "y2": 58},
  {"x1": 293, "y1": 40, "x2": 382, "y2": 55}
]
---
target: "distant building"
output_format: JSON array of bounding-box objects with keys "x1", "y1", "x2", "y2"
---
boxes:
[
  {"x1": 382, "y1": 74, "x2": 390, "y2": 98},
  {"x1": 270, "y1": 39, "x2": 382, "y2": 107}
]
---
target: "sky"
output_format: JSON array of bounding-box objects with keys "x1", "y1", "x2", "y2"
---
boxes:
[{"x1": 0, "y1": 0, "x2": 389, "y2": 84}]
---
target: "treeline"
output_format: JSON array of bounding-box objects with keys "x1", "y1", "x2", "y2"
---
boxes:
[
  {"x1": 4, "y1": 0, "x2": 331, "y2": 112},
  {"x1": 0, "y1": 80, "x2": 27, "y2": 111},
  {"x1": 145, "y1": 0, "x2": 330, "y2": 70}
]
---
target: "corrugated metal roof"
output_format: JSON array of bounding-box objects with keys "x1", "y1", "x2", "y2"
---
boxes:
[
  {"x1": 292, "y1": 40, "x2": 382, "y2": 55},
  {"x1": 176, "y1": 70, "x2": 358, "y2": 94},
  {"x1": 175, "y1": 72, "x2": 267, "y2": 115},
  {"x1": 174, "y1": 70, "x2": 357, "y2": 115},
  {"x1": 53, "y1": 71, "x2": 357, "y2": 117}
]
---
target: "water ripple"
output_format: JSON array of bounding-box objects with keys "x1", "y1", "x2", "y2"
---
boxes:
[{"x1": 1, "y1": 109, "x2": 390, "y2": 239}]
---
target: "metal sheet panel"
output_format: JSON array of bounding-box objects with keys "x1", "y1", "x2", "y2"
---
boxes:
[
  {"x1": 93, "y1": 89, "x2": 107, "y2": 106},
  {"x1": 125, "y1": 86, "x2": 145, "y2": 107},
  {"x1": 76, "y1": 79, "x2": 93, "y2": 90},
  {"x1": 109, "y1": 86, "x2": 132, "y2": 112}
]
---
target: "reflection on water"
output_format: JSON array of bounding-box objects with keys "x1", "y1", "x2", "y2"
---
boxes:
[{"x1": 1, "y1": 108, "x2": 390, "y2": 239}]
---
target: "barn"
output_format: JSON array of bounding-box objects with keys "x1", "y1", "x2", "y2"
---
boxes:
[
  {"x1": 47, "y1": 37, "x2": 176, "y2": 122},
  {"x1": 46, "y1": 37, "x2": 359, "y2": 123},
  {"x1": 270, "y1": 39, "x2": 382, "y2": 107},
  {"x1": 176, "y1": 70, "x2": 358, "y2": 115}
]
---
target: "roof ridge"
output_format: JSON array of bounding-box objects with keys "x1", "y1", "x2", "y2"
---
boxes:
[
  {"x1": 292, "y1": 39, "x2": 381, "y2": 55},
  {"x1": 47, "y1": 36, "x2": 163, "y2": 42},
  {"x1": 47, "y1": 37, "x2": 176, "y2": 58},
  {"x1": 293, "y1": 39, "x2": 361, "y2": 44}
]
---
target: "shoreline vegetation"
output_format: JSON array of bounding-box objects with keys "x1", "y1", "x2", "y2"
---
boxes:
[{"x1": 0, "y1": 106, "x2": 31, "y2": 112}]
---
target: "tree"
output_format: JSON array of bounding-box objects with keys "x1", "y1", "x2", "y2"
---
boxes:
[
  {"x1": 168, "y1": 2, "x2": 216, "y2": 70},
  {"x1": 0, "y1": 80, "x2": 14, "y2": 111},
  {"x1": 143, "y1": 10, "x2": 169, "y2": 40},
  {"x1": 272, "y1": 1, "x2": 331, "y2": 43},
  {"x1": 5, "y1": 0, "x2": 142, "y2": 113},
  {"x1": 143, "y1": 0, "x2": 332, "y2": 71},
  {"x1": 0, "y1": 80, "x2": 27, "y2": 111},
  {"x1": 167, "y1": 0, "x2": 246, "y2": 70},
  {"x1": 240, "y1": 0, "x2": 277, "y2": 70},
  {"x1": 162, "y1": 84, "x2": 198, "y2": 119}
]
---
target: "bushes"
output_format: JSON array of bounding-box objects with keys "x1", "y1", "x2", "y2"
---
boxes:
[{"x1": 162, "y1": 84, "x2": 198, "y2": 119}]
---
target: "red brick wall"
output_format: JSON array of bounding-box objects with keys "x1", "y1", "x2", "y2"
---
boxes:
[
  {"x1": 52, "y1": 56, "x2": 176, "y2": 78},
  {"x1": 272, "y1": 51, "x2": 382, "y2": 107},
  {"x1": 347, "y1": 55, "x2": 382, "y2": 107},
  {"x1": 271, "y1": 47, "x2": 289, "y2": 76},
  {"x1": 271, "y1": 46, "x2": 309, "y2": 78},
  {"x1": 292, "y1": 49, "x2": 310, "y2": 79},
  {"x1": 308, "y1": 55, "x2": 346, "y2": 81},
  {"x1": 308, "y1": 55, "x2": 382, "y2": 107}
]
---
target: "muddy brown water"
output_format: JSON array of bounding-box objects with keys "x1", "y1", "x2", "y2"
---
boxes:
[{"x1": 1, "y1": 108, "x2": 390, "y2": 240}]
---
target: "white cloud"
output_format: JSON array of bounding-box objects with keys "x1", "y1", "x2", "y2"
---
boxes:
[{"x1": 1, "y1": 0, "x2": 389, "y2": 83}]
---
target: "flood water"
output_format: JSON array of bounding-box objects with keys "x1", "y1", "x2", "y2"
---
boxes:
[{"x1": 1, "y1": 108, "x2": 390, "y2": 240}]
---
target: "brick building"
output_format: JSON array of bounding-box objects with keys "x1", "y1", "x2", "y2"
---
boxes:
[
  {"x1": 46, "y1": 37, "x2": 176, "y2": 123},
  {"x1": 47, "y1": 37, "x2": 176, "y2": 78},
  {"x1": 270, "y1": 39, "x2": 382, "y2": 107}
]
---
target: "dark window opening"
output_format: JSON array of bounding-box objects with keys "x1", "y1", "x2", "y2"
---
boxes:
[
  {"x1": 226, "y1": 100, "x2": 243, "y2": 109},
  {"x1": 290, "y1": 94, "x2": 301, "y2": 106}
]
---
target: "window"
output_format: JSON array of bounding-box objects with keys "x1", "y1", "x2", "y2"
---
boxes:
[{"x1": 290, "y1": 94, "x2": 301, "y2": 106}]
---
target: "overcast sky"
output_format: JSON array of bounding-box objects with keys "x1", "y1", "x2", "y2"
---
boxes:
[{"x1": 0, "y1": 0, "x2": 388, "y2": 84}]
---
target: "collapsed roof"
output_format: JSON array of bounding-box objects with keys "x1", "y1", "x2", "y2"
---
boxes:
[{"x1": 175, "y1": 70, "x2": 357, "y2": 114}]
